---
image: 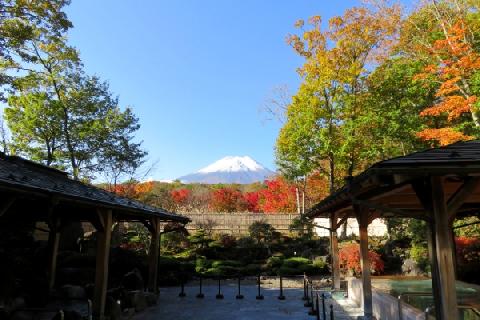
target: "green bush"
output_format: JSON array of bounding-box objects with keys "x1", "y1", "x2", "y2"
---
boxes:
[
  {"x1": 211, "y1": 260, "x2": 242, "y2": 268},
  {"x1": 282, "y1": 257, "x2": 311, "y2": 268},
  {"x1": 266, "y1": 255, "x2": 284, "y2": 270}
]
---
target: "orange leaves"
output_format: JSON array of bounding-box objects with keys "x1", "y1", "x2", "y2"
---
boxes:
[
  {"x1": 109, "y1": 181, "x2": 154, "y2": 200},
  {"x1": 420, "y1": 95, "x2": 476, "y2": 121},
  {"x1": 416, "y1": 128, "x2": 473, "y2": 146},
  {"x1": 415, "y1": 19, "x2": 480, "y2": 144}
]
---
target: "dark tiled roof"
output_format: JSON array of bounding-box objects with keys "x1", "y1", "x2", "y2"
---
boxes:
[
  {"x1": 0, "y1": 153, "x2": 189, "y2": 223},
  {"x1": 374, "y1": 140, "x2": 480, "y2": 166},
  {"x1": 307, "y1": 140, "x2": 480, "y2": 217}
]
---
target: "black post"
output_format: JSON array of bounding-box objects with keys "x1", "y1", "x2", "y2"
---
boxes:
[
  {"x1": 304, "y1": 280, "x2": 312, "y2": 307},
  {"x1": 179, "y1": 280, "x2": 186, "y2": 297},
  {"x1": 256, "y1": 274, "x2": 264, "y2": 300},
  {"x1": 330, "y1": 304, "x2": 334, "y2": 320},
  {"x1": 308, "y1": 283, "x2": 316, "y2": 315},
  {"x1": 322, "y1": 293, "x2": 326, "y2": 320},
  {"x1": 315, "y1": 294, "x2": 320, "y2": 320},
  {"x1": 302, "y1": 274, "x2": 308, "y2": 300},
  {"x1": 278, "y1": 275, "x2": 285, "y2": 300},
  {"x1": 236, "y1": 276, "x2": 244, "y2": 299},
  {"x1": 216, "y1": 278, "x2": 224, "y2": 299},
  {"x1": 196, "y1": 276, "x2": 204, "y2": 299}
]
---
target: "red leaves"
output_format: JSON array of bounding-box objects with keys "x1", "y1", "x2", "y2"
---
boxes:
[
  {"x1": 170, "y1": 188, "x2": 191, "y2": 205},
  {"x1": 109, "y1": 181, "x2": 154, "y2": 200},
  {"x1": 209, "y1": 187, "x2": 245, "y2": 212},
  {"x1": 455, "y1": 237, "x2": 480, "y2": 265},
  {"x1": 258, "y1": 177, "x2": 297, "y2": 213},
  {"x1": 339, "y1": 243, "x2": 384, "y2": 275}
]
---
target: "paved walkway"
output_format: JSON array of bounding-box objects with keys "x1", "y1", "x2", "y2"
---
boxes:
[{"x1": 135, "y1": 283, "x2": 364, "y2": 320}]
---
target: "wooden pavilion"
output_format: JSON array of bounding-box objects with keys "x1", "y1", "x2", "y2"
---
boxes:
[
  {"x1": 306, "y1": 140, "x2": 480, "y2": 320},
  {"x1": 0, "y1": 153, "x2": 189, "y2": 319}
]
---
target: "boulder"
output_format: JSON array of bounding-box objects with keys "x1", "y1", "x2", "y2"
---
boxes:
[
  {"x1": 144, "y1": 292, "x2": 157, "y2": 306},
  {"x1": 52, "y1": 310, "x2": 82, "y2": 320},
  {"x1": 105, "y1": 296, "x2": 122, "y2": 320},
  {"x1": 60, "y1": 285, "x2": 86, "y2": 299},
  {"x1": 122, "y1": 269, "x2": 144, "y2": 291},
  {"x1": 401, "y1": 258, "x2": 422, "y2": 276},
  {"x1": 125, "y1": 291, "x2": 147, "y2": 313}
]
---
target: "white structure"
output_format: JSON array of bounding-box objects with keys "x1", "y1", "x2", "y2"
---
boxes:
[{"x1": 314, "y1": 217, "x2": 388, "y2": 237}]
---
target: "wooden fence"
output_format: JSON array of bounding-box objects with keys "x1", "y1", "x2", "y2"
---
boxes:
[{"x1": 182, "y1": 212, "x2": 300, "y2": 235}]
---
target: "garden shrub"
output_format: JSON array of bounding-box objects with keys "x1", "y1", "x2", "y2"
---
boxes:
[
  {"x1": 409, "y1": 243, "x2": 429, "y2": 272},
  {"x1": 338, "y1": 243, "x2": 384, "y2": 276},
  {"x1": 282, "y1": 257, "x2": 311, "y2": 268}
]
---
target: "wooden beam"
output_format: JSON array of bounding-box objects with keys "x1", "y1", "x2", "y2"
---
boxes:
[
  {"x1": 353, "y1": 199, "x2": 419, "y2": 220},
  {"x1": 0, "y1": 196, "x2": 15, "y2": 217},
  {"x1": 148, "y1": 218, "x2": 161, "y2": 293},
  {"x1": 447, "y1": 177, "x2": 480, "y2": 221},
  {"x1": 354, "y1": 204, "x2": 373, "y2": 320},
  {"x1": 430, "y1": 176, "x2": 458, "y2": 320},
  {"x1": 329, "y1": 213, "x2": 341, "y2": 290},
  {"x1": 93, "y1": 209, "x2": 113, "y2": 320}
]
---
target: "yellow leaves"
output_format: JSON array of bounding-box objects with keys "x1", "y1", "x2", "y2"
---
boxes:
[
  {"x1": 416, "y1": 128, "x2": 473, "y2": 146},
  {"x1": 308, "y1": 16, "x2": 321, "y2": 25}
]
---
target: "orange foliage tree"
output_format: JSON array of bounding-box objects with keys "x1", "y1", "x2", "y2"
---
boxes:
[
  {"x1": 108, "y1": 181, "x2": 154, "y2": 200},
  {"x1": 415, "y1": 20, "x2": 480, "y2": 145}
]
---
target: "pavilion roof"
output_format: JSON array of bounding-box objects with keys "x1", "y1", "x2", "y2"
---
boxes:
[
  {"x1": 0, "y1": 153, "x2": 189, "y2": 223},
  {"x1": 307, "y1": 140, "x2": 480, "y2": 219}
]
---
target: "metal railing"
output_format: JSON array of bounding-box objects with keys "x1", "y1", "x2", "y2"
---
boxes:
[
  {"x1": 424, "y1": 305, "x2": 480, "y2": 320},
  {"x1": 397, "y1": 291, "x2": 433, "y2": 320}
]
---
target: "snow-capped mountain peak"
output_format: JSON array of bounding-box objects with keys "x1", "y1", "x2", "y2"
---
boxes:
[
  {"x1": 178, "y1": 156, "x2": 275, "y2": 184},
  {"x1": 197, "y1": 156, "x2": 263, "y2": 173}
]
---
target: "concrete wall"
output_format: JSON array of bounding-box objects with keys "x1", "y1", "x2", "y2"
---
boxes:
[
  {"x1": 348, "y1": 278, "x2": 424, "y2": 320},
  {"x1": 314, "y1": 218, "x2": 388, "y2": 237}
]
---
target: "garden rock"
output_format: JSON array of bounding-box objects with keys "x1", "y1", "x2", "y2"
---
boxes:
[
  {"x1": 402, "y1": 258, "x2": 421, "y2": 276},
  {"x1": 122, "y1": 269, "x2": 144, "y2": 291},
  {"x1": 125, "y1": 291, "x2": 147, "y2": 312},
  {"x1": 144, "y1": 292, "x2": 157, "y2": 306},
  {"x1": 105, "y1": 296, "x2": 122, "y2": 320},
  {"x1": 52, "y1": 310, "x2": 82, "y2": 320}
]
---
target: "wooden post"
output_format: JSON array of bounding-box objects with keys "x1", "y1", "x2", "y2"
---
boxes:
[
  {"x1": 427, "y1": 222, "x2": 442, "y2": 319},
  {"x1": 47, "y1": 202, "x2": 60, "y2": 291},
  {"x1": 330, "y1": 214, "x2": 341, "y2": 290},
  {"x1": 355, "y1": 205, "x2": 373, "y2": 320},
  {"x1": 431, "y1": 176, "x2": 458, "y2": 320},
  {"x1": 148, "y1": 218, "x2": 161, "y2": 293},
  {"x1": 93, "y1": 209, "x2": 113, "y2": 320},
  {"x1": 47, "y1": 224, "x2": 60, "y2": 290}
]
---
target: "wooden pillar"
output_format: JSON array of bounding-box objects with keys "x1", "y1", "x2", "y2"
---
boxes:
[
  {"x1": 355, "y1": 205, "x2": 373, "y2": 320},
  {"x1": 47, "y1": 224, "x2": 60, "y2": 290},
  {"x1": 431, "y1": 176, "x2": 458, "y2": 320},
  {"x1": 427, "y1": 222, "x2": 442, "y2": 318},
  {"x1": 93, "y1": 209, "x2": 113, "y2": 320},
  {"x1": 148, "y1": 218, "x2": 161, "y2": 293},
  {"x1": 330, "y1": 214, "x2": 341, "y2": 290},
  {"x1": 47, "y1": 202, "x2": 60, "y2": 291}
]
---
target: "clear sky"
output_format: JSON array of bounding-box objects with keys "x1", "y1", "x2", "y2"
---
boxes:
[{"x1": 65, "y1": 0, "x2": 366, "y2": 181}]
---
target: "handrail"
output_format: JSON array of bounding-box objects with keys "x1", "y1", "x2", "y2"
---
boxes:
[{"x1": 397, "y1": 291, "x2": 433, "y2": 320}]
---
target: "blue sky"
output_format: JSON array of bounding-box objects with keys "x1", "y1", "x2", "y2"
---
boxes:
[{"x1": 65, "y1": 0, "x2": 366, "y2": 181}]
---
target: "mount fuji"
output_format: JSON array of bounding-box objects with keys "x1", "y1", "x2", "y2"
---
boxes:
[{"x1": 178, "y1": 156, "x2": 275, "y2": 184}]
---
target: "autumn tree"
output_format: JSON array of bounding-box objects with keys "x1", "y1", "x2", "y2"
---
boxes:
[
  {"x1": 258, "y1": 177, "x2": 296, "y2": 213},
  {"x1": 209, "y1": 187, "x2": 246, "y2": 212}
]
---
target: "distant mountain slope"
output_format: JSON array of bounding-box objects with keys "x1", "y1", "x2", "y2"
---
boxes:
[{"x1": 178, "y1": 156, "x2": 275, "y2": 184}]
